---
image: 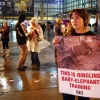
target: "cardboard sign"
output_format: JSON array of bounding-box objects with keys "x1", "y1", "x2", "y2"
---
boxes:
[{"x1": 57, "y1": 36, "x2": 100, "y2": 98}]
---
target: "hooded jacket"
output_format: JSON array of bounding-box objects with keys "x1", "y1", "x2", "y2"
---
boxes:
[{"x1": 16, "y1": 14, "x2": 27, "y2": 45}]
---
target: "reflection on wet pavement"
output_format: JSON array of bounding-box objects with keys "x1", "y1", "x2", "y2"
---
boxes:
[
  {"x1": 0, "y1": 30, "x2": 99, "y2": 100},
  {"x1": 0, "y1": 30, "x2": 58, "y2": 94}
]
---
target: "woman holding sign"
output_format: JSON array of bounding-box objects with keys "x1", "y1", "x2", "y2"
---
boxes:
[{"x1": 52, "y1": 8, "x2": 96, "y2": 100}]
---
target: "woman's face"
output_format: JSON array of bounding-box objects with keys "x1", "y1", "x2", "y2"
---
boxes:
[
  {"x1": 31, "y1": 22, "x2": 35, "y2": 27},
  {"x1": 71, "y1": 12, "x2": 84, "y2": 32}
]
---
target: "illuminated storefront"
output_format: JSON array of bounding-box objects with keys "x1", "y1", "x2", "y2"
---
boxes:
[
  {"x1": 0, "y1": 0, "x2": 63, "y2": 22},
  {"x1": 34, "y1": 0, "x2": 63, "y2": 21},
  {"x1": 0, "y1": 0, "x2": 33, "y2": 16},
  {"x1": 0, "y1": 0, "x2": 98, "y2": 31}
]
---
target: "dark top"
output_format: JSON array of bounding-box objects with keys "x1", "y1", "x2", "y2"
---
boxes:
[
  {"x1": 54, "y1": 24, "x2": 63, "y2": 36},
  {"x1": 16, "y1": 22, "x2": 27, "y2": 45},
  {"x1": 73, "y1": 31, "x2": 96, "y2": 36},
  {"x1": 41, "y1": 24, "x2": 45, "y2": 31},
  {"x1": 0, "y1": 27, "x2": 10, "y2": 42}
]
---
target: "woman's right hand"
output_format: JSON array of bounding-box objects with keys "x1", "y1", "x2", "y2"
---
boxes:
[
  {"x1": 0, "y1": 28, "x2": 4, "y2": 32},
  {"x1": 1, "y1": 28, "x2": 4, "y2": 32},
  {"x1": 52, "y1": 37, "x2": 59, "y2": 44},
  {"x1": 52, "y1": 36, "x2": 63, "y2": 46}
]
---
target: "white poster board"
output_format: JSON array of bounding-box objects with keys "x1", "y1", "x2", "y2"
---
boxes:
[{"x1": 57, "y1": 36, "x2": 100, "y2": 98}]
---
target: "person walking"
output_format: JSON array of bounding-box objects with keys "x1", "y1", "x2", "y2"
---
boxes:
[
  {"x1": 54, "y1": 18, "x2": 65, "y2": 36},
  {"x1": 15, "y1": 13, "x2": 28, "y2": 71},
  {"x1": 0, "y1": 22, "x2": 10, "y2": 57},
  {"x1": 27, "y1": 17, "x2": 44, "y2": 68},
  {"x1": 40, "y1": 22, "x2": 46, "y2": 34},
  {"x1": 46, "y1": 22, "x2": 51, "y2": 35},
  {"x1": 52, "y1": 8, "x2": 96, "y2": 100},
  {"x1": 53, "y1": 18, "x2": 65, "y2": 64}
]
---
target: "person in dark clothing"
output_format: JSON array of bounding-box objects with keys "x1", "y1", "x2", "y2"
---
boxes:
[
  {"x1": 0, "y1": 22, "x2": 10, "y2": 57},
  {"x1": 92, "y1": 22, "x2": 98, "y2": 32},
  {"x1": 16, "y1": 13, "x2": 28, "y2": 71},
  {"x1": 53, "y1": 8, "x2": 96, "y2": 100},
  {"x1": 46, "y1": 22, "x2": 51, "y2": 35},
  {"x1": 54, "y1": 18, "x2": 65, "y2": 36},
  {"x1": 40, "y1": 22, "x2": 46, "y2": 34},
  {"x1": 53, "y1": 18, "x2": 65, "y2": 64}
]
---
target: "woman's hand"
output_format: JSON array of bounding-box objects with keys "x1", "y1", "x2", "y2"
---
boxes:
[
  {"x1": 52, "y1": 37, "x2": 60, "y2": 44},
  {"x1": 52, "y1": 36, "x2": 63, "y2": 46},
  {"x1": 0, "y1": 28, "x2": 4, "y2": 32}
]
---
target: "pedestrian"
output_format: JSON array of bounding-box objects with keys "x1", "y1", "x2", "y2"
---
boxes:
[
  {"x1": 53, "y1": 18, "x2": 65, "y2": 64},
  {"x1": 0, "y1": 22, "x2": 10, "y2": 57},
  {"x1": 63, "y1": 20, "x2": 70, "y2": 34},
  {"x1": 52, "y1": 8, "x2": 96, "y2": 100},
  {"x1": 27, "y1": 17, "x2": 44, "y2": 68},
  {"x1": 46, "y1": 22, "x2": 51, "y2": 35},
  {"x1": 15, "y1": 13, "x2": 28, "y2": 71},
  {"x1": 40, "y1": 22, "x2": 46, "y2": 34},
  {"x1": 54, "y1": 18, "x2": 65, "y2": 36}
]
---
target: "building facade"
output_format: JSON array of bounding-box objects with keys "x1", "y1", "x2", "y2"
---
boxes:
[
  {"x1": 63, "y1": 0, "x2": 98, "y2": 25},
  {"x1": 0, "y1": 0, "x2": 99, "y2": 31},
  {"x1": 0, "y1": 0, "x2": 63, "y2": 22},
  {"x1": 34, "y1": 0, "x2": 63, "y2": 21}
]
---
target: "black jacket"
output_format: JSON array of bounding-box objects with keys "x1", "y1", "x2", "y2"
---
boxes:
[
  {"x1": 0, "y1": 27, "x2": 9, "y2": 42},
  {"x1": 16, "y1": 22, "x2": 27, "y2": 45}
]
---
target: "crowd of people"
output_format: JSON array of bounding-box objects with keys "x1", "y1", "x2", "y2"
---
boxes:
[
  {"x1": 0, "y1": 8, "x2": 98, "y2": 100},
  {"x1": 0, "y1": 13, "x2": 51, "y2": 71}
]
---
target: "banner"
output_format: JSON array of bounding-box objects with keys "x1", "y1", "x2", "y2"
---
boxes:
[
  {"x1": 0, "y1": 0, "x2": 33, "y2": 16},
  {"x1": 57, "y1": 36, "x2": 100, "y2": 98}
]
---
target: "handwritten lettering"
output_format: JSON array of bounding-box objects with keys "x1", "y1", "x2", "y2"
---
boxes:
[{"x1": 69, "y1": 83, "x2": 91, "y2": 90}]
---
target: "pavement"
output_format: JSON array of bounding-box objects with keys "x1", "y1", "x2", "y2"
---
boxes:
[{"x1": 0, "y1": 30, "x2": 99, "y2": 100}]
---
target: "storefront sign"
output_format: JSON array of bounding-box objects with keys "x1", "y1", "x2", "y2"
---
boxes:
[{"x1": 0, "y1": 0, "x2": 33, "y2": 16}]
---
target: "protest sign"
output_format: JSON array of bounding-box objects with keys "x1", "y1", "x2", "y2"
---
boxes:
[{"x1": 57, "y1": 36, "x2": 100, "y2": 98}]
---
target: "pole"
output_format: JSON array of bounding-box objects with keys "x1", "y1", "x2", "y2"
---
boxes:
[
  {"x1": 47, "y1": 0, "x2": 48, "y2": 20},
  {"x1": 98, "y1": 0, "x2": 100, "y2": 34},
  {"x1": 33, "y1": 0, "x2": 34, "y2": 16},
  {"x1": 1, "y1": 0, "x2": 3, "y2": 19},
  {"x1": 41, "y1": 3, "x2": 44, "y2": 21}
]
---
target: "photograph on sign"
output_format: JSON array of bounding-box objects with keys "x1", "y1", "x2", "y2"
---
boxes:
[{"x1": 57, "y1": 36, "x2": 100, "y2": 70}]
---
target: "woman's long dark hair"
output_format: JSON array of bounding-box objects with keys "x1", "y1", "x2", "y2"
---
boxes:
[{"x1": 66, "y1": 8, "x2": 89, "y2": 36}]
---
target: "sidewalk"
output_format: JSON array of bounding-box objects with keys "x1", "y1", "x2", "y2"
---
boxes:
[
  {"x1": 0, "y1": 30, "x2": 100, "y2": 100},
  {"x1": 0, "y1": 30, "x2": 63, "y2": 100}
]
